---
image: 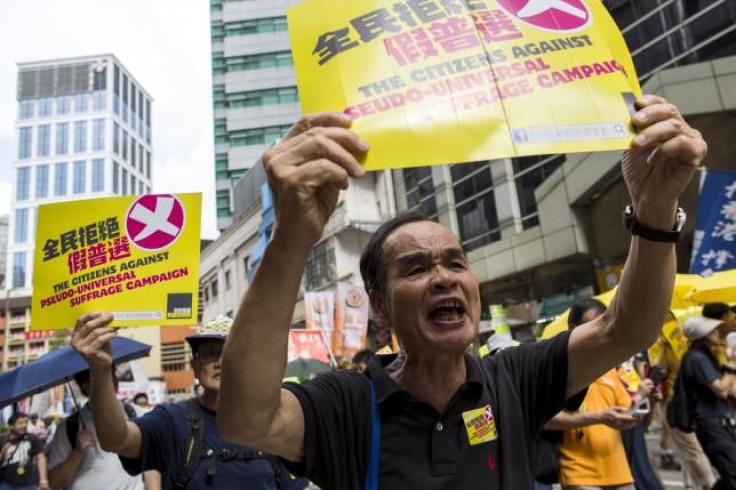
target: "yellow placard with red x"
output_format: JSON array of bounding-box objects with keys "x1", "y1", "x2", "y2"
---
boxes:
[
  {"x1": 288, "y1": 0, "x2": 641, "y2": 171},
  {"x1": 31, "y1": 194, "x2": 201, "y2": 329}
]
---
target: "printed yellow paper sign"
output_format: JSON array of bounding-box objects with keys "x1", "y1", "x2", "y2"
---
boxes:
[
  {"x1": 288, "y1": 0, "x2": 641, "y2": 170},
  {"x1": 32, "y1": 193, "x2": 202, "y2": 329},
  {"x1": 462, "y1": 404, "x2": 499, "y2": 445}
]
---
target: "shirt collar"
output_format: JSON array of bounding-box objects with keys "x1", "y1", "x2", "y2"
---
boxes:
[{"x1": 366, "y1": 352, "x2": 484, "y2": 404}]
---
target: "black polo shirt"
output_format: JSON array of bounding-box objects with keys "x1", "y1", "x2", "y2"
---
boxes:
[{"x1": 283, "y1": 330, "x2": 579, "y2": 490}]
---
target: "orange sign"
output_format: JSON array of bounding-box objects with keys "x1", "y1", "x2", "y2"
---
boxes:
[
  {"x1": 304, "y1": 291, "x2": 336, "y2": 349},
  {"x1": 288, "y1": 330, "x2": 330, "y2": 363},
  {"x1": 334, "y1": 282, "x2": 370, "y2": 359}
]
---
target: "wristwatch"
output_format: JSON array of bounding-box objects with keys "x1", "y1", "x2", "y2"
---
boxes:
[
  {"x1": 722, "y1": 365, "x2": 736, "y2": 375},
  {"x1": 623, "y1": 205, "x2": 686, "y2": 243}
]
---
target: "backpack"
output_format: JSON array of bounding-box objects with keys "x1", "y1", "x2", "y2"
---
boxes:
[
  {"x1": 172, "y1": 398, "x2": 285, "y2": 490},
  {"x1": 67, "y1": 402, "x2": 137, "y2": 449},
  {"x1": 666, "y1": 352, "x2": 696, "y2": 433}
]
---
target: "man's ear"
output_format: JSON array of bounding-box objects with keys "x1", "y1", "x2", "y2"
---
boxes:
[{"x1": 370, "y1": 290, "x2": 389, "y2": 327}]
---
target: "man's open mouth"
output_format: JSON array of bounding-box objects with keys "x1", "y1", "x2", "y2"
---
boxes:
[{"x1": 429, "y1": 299, "x2": 466, "y2": 322}]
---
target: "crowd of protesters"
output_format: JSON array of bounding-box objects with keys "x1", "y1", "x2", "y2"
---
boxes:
[{"x1": 3, "y1": 94, "x2": 736, "y2": 489}]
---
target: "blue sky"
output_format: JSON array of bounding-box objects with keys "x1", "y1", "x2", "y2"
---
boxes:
[{"x1": 0, "y1": 0, "x2": 220, "y2": 239}]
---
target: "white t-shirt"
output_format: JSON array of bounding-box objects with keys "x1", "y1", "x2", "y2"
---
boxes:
[{"x1": 47, "y1": 403, "x2": 144, "y2": 490}]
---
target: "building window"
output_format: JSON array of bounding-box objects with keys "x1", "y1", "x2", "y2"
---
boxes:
[
  {"x1": 138, "y1": 92, "x2": 145, "y2": 138},
  {"x1": 93, "y1": 90, "x2": 106, "y2": 111},
  {"x1": 139, "y1": 180, "x2": 144, "y2": 195},
  {"x1": 225, "y1": 270, "x2": 232, "y2": 290},
  {"x1": 122, "y1": 130, "x2": 128, "y2": 161},
  {"x1": 113, "y1": 122, "x2": 120, "y2": 154},
  {"x1": 74, "y1": 121, "x2": 87, "y2": 153},
  {"x1": 12, "y1": 252, "x2": 26, "y2": 289},
  {"x1": 213, "y1": 85, "x2": 225, "y2": 109},
  {"x1": 19, "y1": 100, "x2": 34, "y2": 119},
  {"x1": 404, "y1": 166, "x2": 437, "y2": 218},
  {"x1": 131, "y1": 140, "x2": 137, "y2": 168},
  {"x1": 224, "y1": 16, "x2": 288, "y2": 36},
  {"x1": 451, "y1": 162, "x2": 499, "y2": 251},
  {"x1": 243, "y1": 256, "x2": 250, "y2": 280},
  {"x1": 305, "y1": 240, "x2": 336, "y2": 291},
  {"x1": 211, "y1": 279, "x2": 219, "y2": 299},
  {"x1": 38, "y1": 97, "x2": 53, "y2": 117},
  {"x1": 229, "y1": 125, "x2": 292, "y2": 147},
  {"x1": 145, "y1": 99, "x2": 151, "y2": 144},
  {"x1": 55, "y1": 162, "x2": 68, "y2": 196},
  {"x1": 14, "y1": 209, "x2": 28, "y2": 244},
  {"x1": 131, "y1": 175, "x2": 136, "y2": 195},
  {"x1": 216, "y1": 190, "x2": 231, "y2": 218},
  {"x1": 75, "y1": 93, "x2": 89, "y2": 113},
  {"x1": 37, "y1": 124, "x2": 51, "y2": 157},
  {"x1": 35, "y1": 164, "x2": 49, "y2": 198},
  {"x1": 225, "y1": 51, "x2": 294, "y2": 73},
  {"x1": 130, "y1": 85, "x2": 137, "y2": 130},
  {"x1": 203, "y1": 286, "x2": 209, "y2": 303},
  {"x1": 227, "y1": 86, "x2": 298, "y2": 108},
  {"x1": 122, "y1": 74, "x2": 129, "y2": 123},
  {"x1": 212, "y1": 51, "x2": 225, "y2": 76},
  {"x1": 513, "y1": 155, "x2": 565, "y2": 229},
  {"x1": 140, "y1": 146, "x2": 145, "y2": 174},
  {"x1": 56, "y1": 95, "x2": 72, "y2": 115},
  {"x1": 56, "y1": 123, "x2": 69, "y2": 155},
  {"x1": 122, "y1": 168, "x2": 128, "y2": 195},
  {"x1": 113, "y1": 161, "x2": 120, "y2": 194},
  {"x1": 114, "y1": 64, "x2": 121, "y2": 115},
  {"x1": 18, "y1": 127, "x2": 32, "y2": 159},
  {"x1": 92, "y1": 159, "x2": 105, "y2": 192},
  {"x1": 92, "y1": 119, "x2": 105, "y2": 151},
  {"x1": 73, "y1": 160, "x2": 86, "y2": 194},
  {"x1": 16, "y1": 167, "x2": 30, "y2": 201}
]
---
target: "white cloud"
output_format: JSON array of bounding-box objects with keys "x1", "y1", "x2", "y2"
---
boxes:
[{"x1": 0, "y1": 0, "x2": 219, "y2": 238}]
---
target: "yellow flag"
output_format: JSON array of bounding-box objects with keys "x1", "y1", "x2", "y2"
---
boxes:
[
  {"x1": 288, "y1": 0, "x2": 641, "y2": 171},
  {"x1": 32, "y1": 194, "x2": 202, "y2": 329}
]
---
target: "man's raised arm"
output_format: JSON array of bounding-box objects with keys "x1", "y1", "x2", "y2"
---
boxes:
[
  {"x1": 217, "y1": 112, "x2": 368, "y2": 462},
  {"x1": 567, "y1": 95, "x2": 708, "y2": 397}
]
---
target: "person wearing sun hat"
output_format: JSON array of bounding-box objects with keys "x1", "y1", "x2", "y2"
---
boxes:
[
  {"x1": 72, "y1": 313, "x2": 307, "y2": 489},
  {"x1": 681, "y1": 316, "x2": 736, "y2": 489}
]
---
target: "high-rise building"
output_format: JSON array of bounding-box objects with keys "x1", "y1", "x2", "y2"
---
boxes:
[
  {"x1": 209, "y1": 0, "x2": 301, "y2": 230},
  {"x1": 7, "y1": 54, "x2": 154, "y2": 293},
  {"x1": 4, "y1": 54, "x2": 153, "y2": 370},
  {"x1": 0, "y1": 215, "x2": 8, "y2": 288}
]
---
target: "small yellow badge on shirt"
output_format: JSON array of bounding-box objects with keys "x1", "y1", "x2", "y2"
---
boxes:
[{"x1": 462, "y1": 404, "x2": 498, "y2": 446}]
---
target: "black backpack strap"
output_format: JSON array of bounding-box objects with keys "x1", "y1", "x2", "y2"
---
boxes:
[
  {"x1": 172, "y1": 398, "x2": 205, "y2": 490},
  {"x1": 66, "y1": 411, "x2": 80, "y2": 449}
]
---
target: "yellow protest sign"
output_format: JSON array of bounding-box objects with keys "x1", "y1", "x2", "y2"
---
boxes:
[
  {"x1": 661, "y1": 319, "x2": 689, "y2": 361},
  {"x1": 288, "y1": 0, "x2": 641, "y2": 171},
  {"x1": 32, "y1": 193, "x2": 202, "y2": 329}
]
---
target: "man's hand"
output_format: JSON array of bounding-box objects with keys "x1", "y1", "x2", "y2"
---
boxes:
[
  {"x1": 623, "y1": 95, "x2": 707, "y2": 226},
  {"x1": 38, "y1": 478, "x2": 49, "y2": 489},
  {"x1": 74, "y1": 429, "x2": 97, "y2": 454},
  {"x1": 71, "y1": 312, "x2": 116, "y2": 369},
  {"x1": 597, "y1": 406, "x2": 639, "y2": 430},
  {"x1": 263, "y1": 112, "x2": 368, "y2": 245}
]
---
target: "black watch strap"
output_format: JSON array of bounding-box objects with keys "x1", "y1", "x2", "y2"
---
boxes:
[
  {"x1": 722, "y1": 365, "x2": 736, "y2": 375},
  {"x1": 623, "y1": 205, "x2": 686, "y2": 243}
]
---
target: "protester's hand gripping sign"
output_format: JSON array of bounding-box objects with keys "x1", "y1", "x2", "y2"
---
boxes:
[
  {"x1": 288, "y1": 0, "x2": 641, "y2": 170},
  {"x1": 32, "y1": 193, "x2": 202, "y2": 329}
]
